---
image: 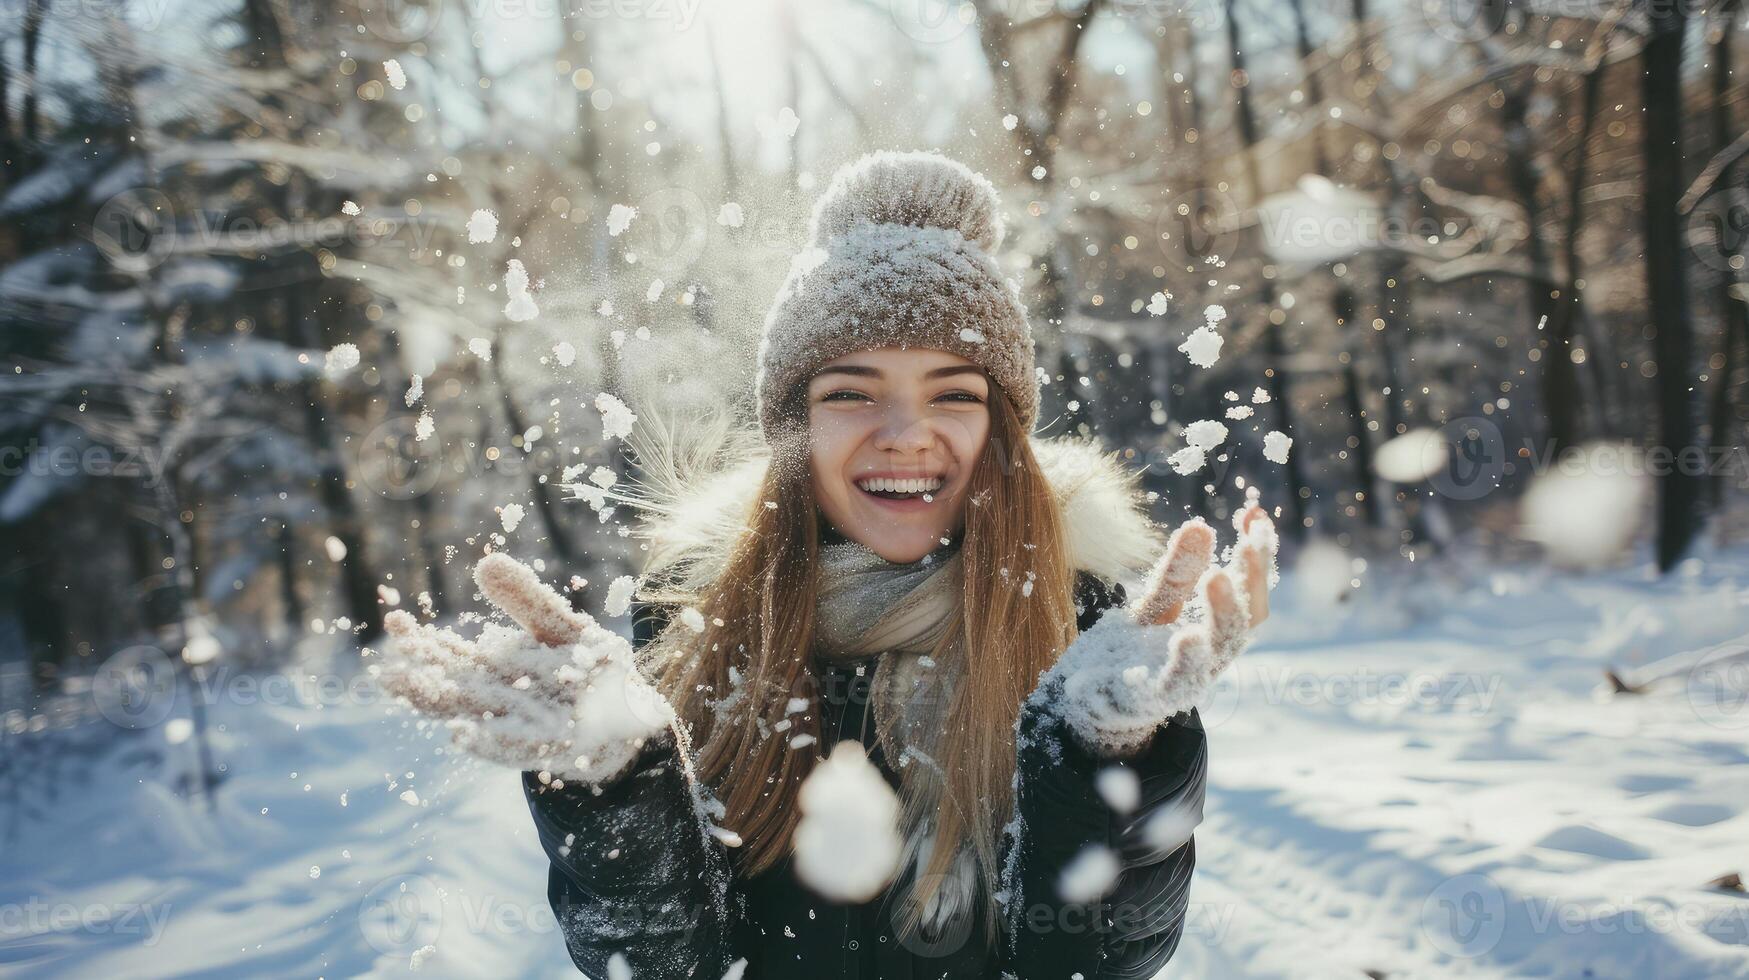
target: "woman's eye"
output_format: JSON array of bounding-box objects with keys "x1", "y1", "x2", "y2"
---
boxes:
[
  {"x1": 938, "y1": 391, "x2": 985, "y2": 403},
  {"x1": 821, "y1": 390, "x2": 870, "y2": 402}
]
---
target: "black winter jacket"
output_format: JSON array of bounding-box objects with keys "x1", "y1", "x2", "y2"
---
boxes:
[{"x1": 521, "y1": 573, "x2": 1207, "y2": 979}]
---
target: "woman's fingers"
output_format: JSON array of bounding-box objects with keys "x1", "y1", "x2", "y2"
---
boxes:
[
  {"x1": 1132, "y1": 518, "x2": 1217, "y2": 626},
  {"x1": 1203, "y1": 568, "x2": 1254, "y2": 676},
  {"x1": 474, "y1": 553, "x2": 591, "y2": 648}
]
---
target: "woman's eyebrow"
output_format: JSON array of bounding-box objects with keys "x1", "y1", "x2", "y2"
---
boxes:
[{"x1": 811, "y1": 365, "x2": 985, "y2": 381}]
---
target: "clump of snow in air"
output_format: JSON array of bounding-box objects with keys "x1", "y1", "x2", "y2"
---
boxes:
[
  {"x1": 325, "y1": 536, "x2": 348, "y2": 562},
  {"x1": 1169, "y1": 446, "x2": 1207, "y2": 476},
  {"x1": 341, "y1": 200, "x2": 360, "y2": 216},
  {"x1": 773, "y1": 106, "x2": 800, "y2": 138},
  {"x1": 1148, "y1": 292, "x2": 1169, "y2": 316},
  {"x1": 502, "y1": 260, "x2": 539, "y2": 322},
  {"x1": 1057, "y1": 844, "x2": 1120, "y2": 903},
  {"x1": 1226, "y1": 405, "x2": 1255, "y2": 420},
  {"x1": 165, "y1": 717, "x2": 193, "y2": 744},
  {"x1": 1263, "y1": 430, "x2": 1293, "y2": 465},
  {"x1": 465, "y1": 209, "x2": 498, "y2": 244},
  {"x1": 1095, "y1": 766, "x2": 1140, "y2": 814},
  {"x1": 1179, "y1": 306, "x2": 1225, "y2": 369},
  {"x1": 1031, "y1": 165, "x2": 1047, "y2": 180},
  {"x1": 792, "y1": 743, "x2": 902, "y2": 903},
  {"x1": 1374, "y1": 427, "x2": 1446, "y2": 484},
  {"x1": 499, "y1": 503, "x2": 524, "y2": 533},
  {"x1": 607, "y1": 204, "x2": 637, "y2": 236},
  {"x1": 404, "y1": 374, "x2": 422, "y2": 407},
  {"x1": 414, "y1": 411, "x2": 435, "y2": 442},
  {"x1": 1252, "y1": 387, "x2": 1270, "y2": 403},
  {"x1": 383, "y1": 59, "x2": 406, "y2": 90},
  {"x1": 1518, "y1": 442, "x2": 1650, "y2": 569},
  {"x1": 646, "y1": 278, "x2": 664, "y2": 302},
  {"x1": 603, "y1": 575, "x2": 636, "y2": 617},
  {"x1": 183, "y1": 626, "x2": 220, "y2": 666},
  {"x1": 399, "y1": 789, "x2": 420, "y2": 806},
  {"x1": 959, "y1": 327, "x2": 985, "y2": 344},
  {"x1": 467, "y1": 337, "x2": 491, "y2": 361},
  {"x1": 595, "y1": 393, "x2": 635, "y2": 441},
  {"x1": 1142, "y1": 796, "x2": 1201, "y2": 854},
  {"x1": 553, "y1": 341, "x2": 576, "y2": 367},
  {"x1": 1002, "y1": 113, "x2": 1019, "y2": 131},
  {"x1": 598, "y1": 298, "x2": 615, "y2": 316},
  {"x1": 1184, "y1": 419, "x2": 1228, "y2": 451},
  {"x1": 717, "y1": 203, "x2": 744, "y2": 227},
  {"x1": 324, "y1": 343, "x2": 360, "y2": 379},
  {"x1": 722, "y1": 960, "x2": 749, "y2": 980}
]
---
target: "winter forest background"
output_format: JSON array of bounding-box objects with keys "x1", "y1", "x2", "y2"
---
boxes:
[{"x1": 3, "y1": 0, "x2": 1749, "y2": 975}]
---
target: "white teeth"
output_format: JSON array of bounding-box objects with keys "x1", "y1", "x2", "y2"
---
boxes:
[{"x1": 857, "y1": 476, "x2": 944, "y2": 494}]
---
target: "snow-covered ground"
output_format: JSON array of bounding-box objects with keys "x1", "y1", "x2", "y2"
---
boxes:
[{"x1": 3, "y1": 547, "x2": 1747, "y2": 978}]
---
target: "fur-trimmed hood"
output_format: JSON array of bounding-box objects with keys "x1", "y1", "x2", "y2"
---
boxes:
[{"x1": 604, "y1": 409, "x2": 1165, "y2": 604}]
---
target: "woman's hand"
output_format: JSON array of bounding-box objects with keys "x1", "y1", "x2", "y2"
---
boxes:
[
  {"x1": 1129, "y1": 493, "x2": 1277, "y2": 693},
  {"x1": 376, "y1": 553, "x2": 673, "y2": 787},
  {"x1": 1040, "y1": 491, "x2": 1279, "y2": 755}
]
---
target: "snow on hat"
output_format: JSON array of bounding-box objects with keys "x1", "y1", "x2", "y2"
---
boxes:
[{"x1": 754, "y1": 149, "x2": 1039, "y2": 439}]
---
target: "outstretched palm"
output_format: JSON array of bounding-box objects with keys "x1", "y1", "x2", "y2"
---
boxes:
[{"x1": 377, "y1": 554, "x2": 671, "y2": 786}]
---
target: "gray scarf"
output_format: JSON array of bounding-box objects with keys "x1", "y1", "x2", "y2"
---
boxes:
[{"x1": 812, "y1": 535, "x2": 985, "y2": 939}]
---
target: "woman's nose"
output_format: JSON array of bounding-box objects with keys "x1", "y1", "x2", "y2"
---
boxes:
[{"x1": 875, "y1": 411, "x2": 934, "y2": 454}]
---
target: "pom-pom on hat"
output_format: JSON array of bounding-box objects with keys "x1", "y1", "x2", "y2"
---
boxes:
[{"x1": 754, "y1": 150, "x2": 1039, "y2": 440}]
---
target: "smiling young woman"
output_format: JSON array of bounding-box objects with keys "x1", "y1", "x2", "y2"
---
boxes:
[{"x1": 379, "y1": 149, "x2": 1277, "y2": 979}]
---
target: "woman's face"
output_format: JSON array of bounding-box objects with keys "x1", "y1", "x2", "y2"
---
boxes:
[{"x1": 806, "y1": 347, "x2": 993, "y2": 563}]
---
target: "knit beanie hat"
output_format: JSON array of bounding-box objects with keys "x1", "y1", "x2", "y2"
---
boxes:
[{"x1": 753, "y1": 150, "x2": 1039, "y2": 440}]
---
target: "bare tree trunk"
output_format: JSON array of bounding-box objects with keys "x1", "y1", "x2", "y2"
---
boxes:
[
  {"x1": 487, "y1": 335, "x2": 581, "y2": 568},
  {"x1": 1556, "y1": 61, "x2": 1608, "y2": 438},
  {"x1": 1503, "y1": 85, "x2": 1581, "y2": 454},
  {"x1": 1640, "y1": 0, "x2": 1703, "y2": 569},
  {"x1": 1707, "y1": 0, "x2": 1747, "y2": 516}
]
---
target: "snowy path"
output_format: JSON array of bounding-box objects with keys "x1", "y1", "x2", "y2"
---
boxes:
[
  {"x1": 2, "y1": 552, "x2": 1747, "y2": 978},
  {"x1": 1172, "y1": 555, "x2": 1749, "y2": 979}
]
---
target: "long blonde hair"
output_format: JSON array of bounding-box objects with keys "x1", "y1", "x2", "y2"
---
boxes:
[{"x1": 634, "y1": 376, "x2": 1079, "y2": 941}]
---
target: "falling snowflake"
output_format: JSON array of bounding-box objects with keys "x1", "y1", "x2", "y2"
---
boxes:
[
  {"x1": 718, "y1": 203, "x2": 744, "y2": 227},
  {"x1": 384, "y1": 59, "x2": 406, "y2": 90},
  {"x1": 1168, "y1": 446, "x2": 1207, "y2": 475},
  {"x1": 553, "y1": 341, "x2": 576, "y2": 367},
  {"x1": 607, "y1": 204, "x2": 638, "y2": 236},
  {"x1": 1184, "y1": 419, "x2": 1228, "y2": 450},
  {"x1": 598, "y1": 299, "x2": 615, "y2": 316},
  {"x1": 500, "y1": 503, "x2": 525, "y2": 533},
  {"x1": 1148, "y1": 292, "x2": 1169, "y2": 316},
  {"x1": 503, "y1": 260, "x2": 539, "y2": 322},
  {"x1": 1252, "y1": 387, "x2": 1271, "y2": 404},
  {"x1": 405, "y1": 374, "x2": 423, "y2": 406},
  {"x1": 1178, "y1": 326, "x2": 1222, "y2": 369},
  {"x1": 774, "y1": 106, "x2": 800, "y2": 138},
  {"x1": 596, "y1": 392, "x2": 635, "y2": 441},
  {"x1": 466, "y1": 209, "x2": 498, "y2": 244},
  {"x1": 1031, "y1": 165, "x2": 1047, "y2": 180},
  {"x1": 604, "y1": 575, "x2": 636, "y2": 617},
  {"x1": 468, "y1": 337, "x2": 492, "y2": 361},
  {"x1": 324, "y1": 343, "x2": 360, "y2": 379},
  {"x1": 341, "y1": 200, "x2": 360, "y2": 216},
  {"x1": 1204, "y1": 304, "x2": 1228, "y2": 324},
  {"x1": 1263, "y1": 430, "x2": 1293, "y2": 464},
  {"x1": 1225, "y1": 405, "x2": 1255, "y2": 420},
  {"x1": 415, "y1": 410, "x2": 435, "y2": 442},
  {"x1": 646, "y1": 278, "x2": 664, "y2": 302},
  {"x1": 1002, "y1": 113, "x2": 1019, "y2": 131}
]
